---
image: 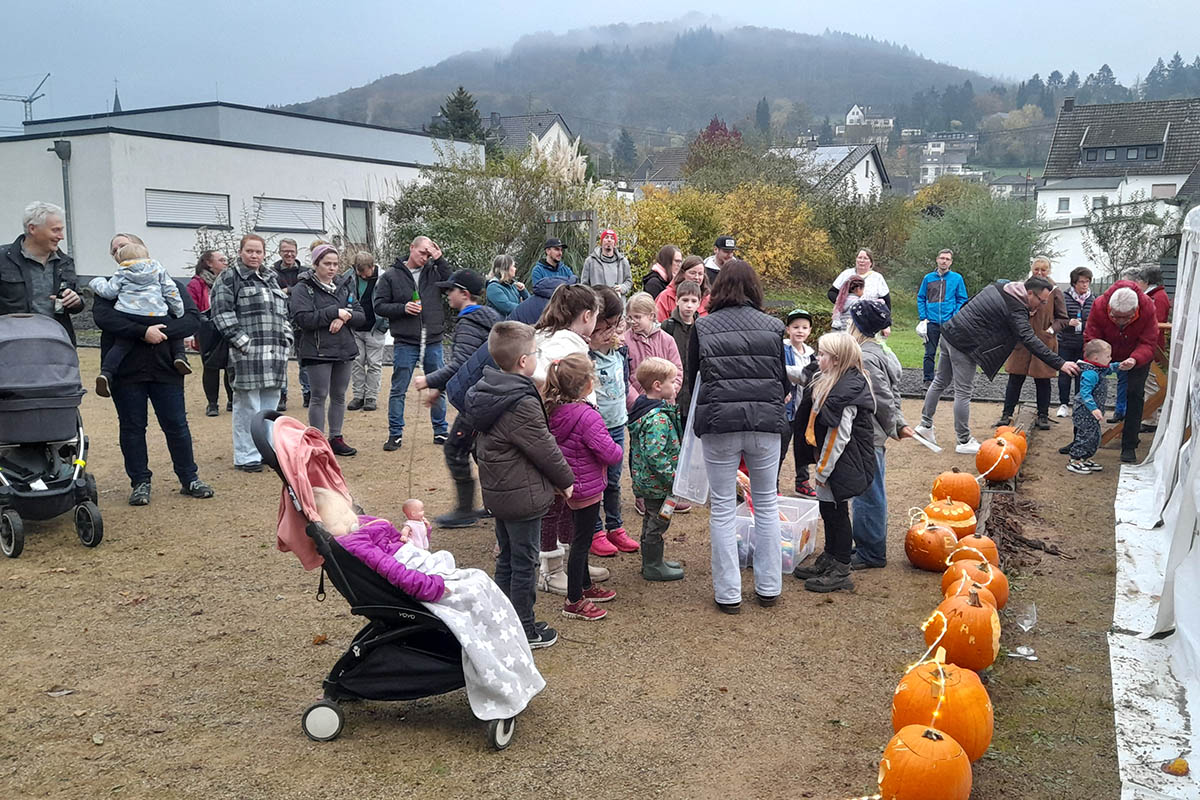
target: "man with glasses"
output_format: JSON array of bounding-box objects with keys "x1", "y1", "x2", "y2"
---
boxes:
[
  {"x1": 915, "y1": 275, "x2": 1080, "y2": 455},
  {"x1": 373, "y1": 236, "x2": 454, "y2": 451}
]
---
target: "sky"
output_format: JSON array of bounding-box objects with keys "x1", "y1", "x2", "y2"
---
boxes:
[{"x1": 2, "y1": 0, "x2": 1194, "y2": 131}]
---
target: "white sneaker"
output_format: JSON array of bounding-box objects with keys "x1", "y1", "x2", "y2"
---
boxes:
[
  {"x1": 589, "y1": 564, "x2": 611, "y2": 582},
  {"x1": 955, "y1": 438, "x2": 981, "y2": 455},
  {"x1": 1056, "y1": 404, "x2": 1070, "y2": 418},
  {"x1": 914, "y1": 424, "x2": 936, "y2": 445}
]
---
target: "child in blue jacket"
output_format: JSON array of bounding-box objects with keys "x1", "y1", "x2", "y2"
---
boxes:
[{"x1": 1066, "y1": 338, "x2": 1122, "y2": 474}]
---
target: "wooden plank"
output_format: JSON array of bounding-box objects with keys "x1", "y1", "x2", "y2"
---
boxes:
[{"x1": 1101, "y1": 363, "x2": 1168, "y2": 445}]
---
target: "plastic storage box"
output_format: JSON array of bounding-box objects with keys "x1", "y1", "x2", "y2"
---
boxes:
[{"x1": 735, "y1": 495, "x2": 819, "y2": 573}]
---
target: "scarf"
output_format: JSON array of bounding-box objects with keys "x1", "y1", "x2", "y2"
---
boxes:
[
  {"x1": 198, "y1": 268, "x2": 217, "y2": 288},
  {"x1": 1067, "y1": 285, "x2": 1091, "y2": 306}
]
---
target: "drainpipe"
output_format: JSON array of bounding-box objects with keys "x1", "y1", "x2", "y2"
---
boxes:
[{"x1": 49, "y1": 139, "x2": 75, "y2": 257}]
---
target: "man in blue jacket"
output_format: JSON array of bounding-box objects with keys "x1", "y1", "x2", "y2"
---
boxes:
[{"x1": 916, "y1": 249, "x2": 968, "y2": 385}]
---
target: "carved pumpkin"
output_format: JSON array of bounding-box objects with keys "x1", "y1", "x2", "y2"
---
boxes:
[
  {"x1": 893, "y1": 651, "x2": 994, "y2": 762},
  {"x1": 925, "y1": 590, "x2": 1002, "y2": 672},
  {"x1": 995, "y1": 429, "x2": 1028, "y2": 460},
  {"x1": 976, "y1": 437, "x2": 1021, "y2": 482},
  {"x1": 905, "y1": 517, "x2": 959, "y2": 572},
  {"x1": 942, "y1": 576, "x2": 998, "y2": 609},
  {"x1": 878, "y1": 725, "x2": 972, "y2": 800},
  {"x1": 931, "y1": 466, "x2": 981, "y2": 510},
  {"x1": 941, "y1": 560, "x2": 1009, "y2": 609},
  {"x1": 948, "y1": 534, "x2": 1000, "y2": 567},
  {"x1": 923, "y1": 498, "x2": 977, "y2": 539}
]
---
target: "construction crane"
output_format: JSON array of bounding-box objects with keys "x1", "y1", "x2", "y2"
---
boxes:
[{"x1": 0, "y1": 74, "x2": 50, "y2": 122}]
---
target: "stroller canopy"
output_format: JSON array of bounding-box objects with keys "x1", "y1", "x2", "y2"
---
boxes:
[{"x1": 0, "y1": 314, "x2": 83, "y2": 401}]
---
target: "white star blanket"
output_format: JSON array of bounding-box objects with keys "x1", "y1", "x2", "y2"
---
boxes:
[{"x1": 394, "y1": 543, "x2": 546, "y2": 720}]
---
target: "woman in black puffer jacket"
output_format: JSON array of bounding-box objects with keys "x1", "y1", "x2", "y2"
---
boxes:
[{"x1": 289, "y1": 244, "x2": 365, "y2": 456}]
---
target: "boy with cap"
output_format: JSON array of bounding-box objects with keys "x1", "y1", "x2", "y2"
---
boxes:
[
  {"x1": 703, "y1": 236, "x2": 737, "y2": 286},
  {"x1": 531, "y1": 238, "x2": 574, "y2": 285},
  {"x1": 781, "y1": 308, "x2": 818, "y2": 496},
  {"x1": 581, "y1": 229, "x2": 633, "y2": 295},
  {"x1": 415, "y1": 269, "x2": 501, "y2": 527}
]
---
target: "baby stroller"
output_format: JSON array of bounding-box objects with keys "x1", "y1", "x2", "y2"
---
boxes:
[
  {"x1": 251, "y1": 410, "x2": 518, "y2": 750},
  {"x1": 0, "y1": 314, "x2": 102, "y2": 558}
]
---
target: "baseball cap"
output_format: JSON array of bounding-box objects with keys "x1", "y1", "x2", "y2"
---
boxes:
[
  {"x1": 543, "y1": 237, "x2": 566, "y2": 250},
  {"x1": 436, "y1": 269, "x2": 486, "y2": 297},
  {"x1": 786, "y1": 308, "x2": 813, "y2": 325},
  {"x1": 714, "y1": 235, "x2": 737, "y2": 251}
]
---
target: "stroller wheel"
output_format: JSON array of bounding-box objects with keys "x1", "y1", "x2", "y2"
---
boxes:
[
  {"x1": 487, "y1": 717, "x2": 516, "y2": 751},
  {"x1": 85, "y1": 474, "x2": 99, "y2": 505},
  {"x1": 1, "y1": 509, "x2": 24, "y2": 558},
  {"x1": 301, "y1": 701, "x2": 344, "y2": 742},
  {"x1": 74, "y1": 501, "x2": 103, "y2": 548}
]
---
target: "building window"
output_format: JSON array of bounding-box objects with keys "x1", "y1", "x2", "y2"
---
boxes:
[
  {"x1": 1085, "y1": 149, "x2": 1098, "y2": 162},
  {"x1": 1151, "y1": 184, "x2": 1177, "y2": 200},
  {"x1": 1146, "y1": 146, "x2": 1160, "y2": 159},
  {"x1": 145, "y1": 189, "x2": 231, "y2": 228},
  {"x1": 342, "y1": 200, "x2": 375, "y2": 248},
  {"x1": 1127, "y1": 148, "x2": 1139, "y2": 160},
  {"x1": 1105, "y1": 149, "x2": 1117, "y2": 161},
  {"x1": 253, "y1": 197, "x2": 324, "y2": 234},
  {"x1": 1057, "y1": 197, "x2": 1070, "y2": 213},
  {"x1": 1093, "y1": 196, "x2": 1108, "y2": 210}
]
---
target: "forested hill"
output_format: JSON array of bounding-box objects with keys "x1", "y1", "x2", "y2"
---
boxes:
[{"x1": 284, "y1": 19, "x2": 994, "y2": 147}]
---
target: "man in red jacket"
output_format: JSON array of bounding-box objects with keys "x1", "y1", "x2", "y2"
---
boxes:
[{"x1": 1084, "y1": 280, "x2": 1159, "y2": 463}]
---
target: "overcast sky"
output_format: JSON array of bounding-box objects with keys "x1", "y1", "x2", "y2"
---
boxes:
[{"x1": 2, "y1": 1, "x2": 1192, "y2": 131}]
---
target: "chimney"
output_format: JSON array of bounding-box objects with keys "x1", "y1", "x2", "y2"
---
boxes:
[
  {"x1": 1062, "y1": 97, "x2": 1075, "y2": 113},
  {"x1": 490, "y1": 112, "x2": 501, "y2": 128}
]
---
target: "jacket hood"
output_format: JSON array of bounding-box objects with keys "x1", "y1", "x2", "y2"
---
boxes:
[
  {"x1": 466, "y1": 367, "x2": 541, "y2": 432},
  {"x1": 588, "y1": 246, "x2": 624, "y2": 263},
  {"x1": 668, "y1": 306, "x2": 694, "y2": 327},
  {"x1": 459, "y1": 304, "x2": 501, "y2": 325},
  {"x1": 649, "y1": 263, "x2": 670, "y2": 281},
  {"x1": 532, "y1": 274, "x2": 577, "y2": 298},
  {"x1": 1105, "y1": 279, "x2": 1145, "y2": 299},
  {"x1": 824, "y1": 366, "x2": 876, "y2": 413},
  {"x1": 628, "y1": 394, "x2": 665, "y2": 424},
  {"x1": 118, "y1": 258, "x2": 165, "y2": 284}
]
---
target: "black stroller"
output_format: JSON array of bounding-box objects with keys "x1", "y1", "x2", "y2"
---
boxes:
[
  {"x1": 251, "y1": 411, "x2": 518, "y2": 749},
  {"x1": 0, "y1": 314, "x2": 102, "y2": 558}
]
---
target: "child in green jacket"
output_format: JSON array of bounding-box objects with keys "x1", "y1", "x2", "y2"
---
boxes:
[{"x1": 627, "y1": 357, "x2": 685, "y2": 581}]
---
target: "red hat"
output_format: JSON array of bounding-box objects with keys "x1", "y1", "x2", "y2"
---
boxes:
[{"x1": 600, "y1": 229, "x2": 618, "y2": 243}]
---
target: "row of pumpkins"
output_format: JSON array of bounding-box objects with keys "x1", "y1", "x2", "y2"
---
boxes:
[{"x1": 876, "y1": 427, "x2": 1028, "y2": 799}]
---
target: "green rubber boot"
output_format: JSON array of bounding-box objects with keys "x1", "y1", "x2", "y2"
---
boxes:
[{"x1": 641, "y1": 535, "x2": 684, "y2": 582}]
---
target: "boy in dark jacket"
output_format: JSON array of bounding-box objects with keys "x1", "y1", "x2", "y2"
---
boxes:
[
  {"x1": 466, "y1": 322, "x2": 575, "y2": 649},
  {"x1": 414, "y1": 269, "x2": 501, "y2": 528},
  {"x1": 628, "y1": 357, "x2": 685, "y2": 581}
]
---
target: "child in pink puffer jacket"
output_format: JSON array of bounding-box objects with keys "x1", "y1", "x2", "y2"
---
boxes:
[
  {"x1": 624, "y1": 292, "x2": 683, "y2": 398},
  {"x1": 546, "y1": 353, "x2": 624, "y2": 622}
]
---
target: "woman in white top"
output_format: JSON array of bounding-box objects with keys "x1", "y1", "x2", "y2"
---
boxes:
[{"x1": 828, "y1": 247, "x2": 890, "y2": 310}]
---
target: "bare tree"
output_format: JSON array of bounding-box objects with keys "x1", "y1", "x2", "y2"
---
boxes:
[{"x1": 1081, "y1": 191, "x2": 1176, "y2": 280}]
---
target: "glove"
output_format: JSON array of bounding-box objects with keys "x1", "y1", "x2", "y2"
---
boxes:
[{"x1": 916, "y1": 319, "x2": 928, "y2": 343}]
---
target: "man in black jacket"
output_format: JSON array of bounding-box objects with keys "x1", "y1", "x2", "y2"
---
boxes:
[
  {"x1": 915, "y1": 276, "x2": 1080, "y2": 455},
  {"x1": 373, "y1": 236, "x2": 453, "y2": 451},
  {"x1": 0, "y1": 202, "x2": 85, "y2": 343}
]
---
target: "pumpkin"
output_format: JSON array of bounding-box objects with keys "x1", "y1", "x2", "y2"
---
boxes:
[
  {"x1": 923, "y1": 498, "x2": 977, "y2": 539},
  {"x1": 976, "y1": 437, "x2": 1021, "y2": 482},
  {"x1": 925, "y1": 590, "x2": 1002, "y2": 672},
  {"x1": 994, "y1": 424, "x2": 1022, "y2": 438},
  {"x1": 878, "y1": 725, "x2": 972, "y2": 800},
  {"x1": 995, "y1": 430, "x2": 1028, "y2": 460},
  {"x1": 948, "y1": 534, "x2": 1000, "y2": 567},
  {"x1": 942, "y1": 576, "x2": 998, "y2": 609},
  {"x1": 905, "y1": 517, "x2": 959, "y2": 572},
  {"x1": 892, "y1": 651, "x2": 994, "y2": 762},
  {"x1": 931, "y1": 466, "x2": 981, "y2": 510},
  {"x1": 941, "y1": 559, "x2": 1009, "y2": 609}
]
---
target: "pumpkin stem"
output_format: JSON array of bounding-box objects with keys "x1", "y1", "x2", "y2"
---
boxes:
[
  {"x1": 921, "y1": 728, "x2": 945, "y2": 742},
  {"x1": 967, "y1": 589, "x2": 983, "y2": 608}
]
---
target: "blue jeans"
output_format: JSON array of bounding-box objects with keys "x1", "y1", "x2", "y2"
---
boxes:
[
  {"x1": 494, "y1": 515, "x2": 542, "y2": 638},
  {"x1": 1115, "y1": 371, "x2": 1128, "y2": 416},
  {"x1": 387, "y1": 342, "x2": 447, "y2": 438},
  {"x1": 850, "y1": 447, "x2": 888, "y2": 566},
  {"x1": 232, "y1": 387, "x2": 282, "y2": 466},
  {"x1": 110, "y1": 381, "x2": 198, "y2": 488},
  {"x1": 922, "y1": 321, "x2": 942, "y2": 383},
  {"x1": 594, "y1": 425, "x2": 625, "y2": 533}
]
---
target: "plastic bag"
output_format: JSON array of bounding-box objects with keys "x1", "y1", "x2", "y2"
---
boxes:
[
  {"x1": 915, "y1": 319, "x2": 929, "y2": 343},
  {"x1": 672, "y1": 377, "x2": 709, "y2": 504}
]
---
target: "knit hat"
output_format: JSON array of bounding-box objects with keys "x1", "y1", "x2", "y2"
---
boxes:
[
  {"x1": 850, "y1": 299, "x2": 891, "y2": 337},
  {"x1": 310, "y1": 244, "x2": 337, "y2": 266},
  {"x1": 600, "y1": 229, "x2": 618, "y2": 244}
]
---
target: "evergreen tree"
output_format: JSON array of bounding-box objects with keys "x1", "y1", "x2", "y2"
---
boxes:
[
  {"x1": 1047, "y1": 70, "x2": 1064, "y2": 88},
  {"x1": 1065, "y1": 71, "x2": 1081, "y2": 91},
  {"x1": 429, "y1": 86, "x2": 486, "y2": 142},
  {"x1": 613, "y1": 128, "x2": 638, "y2": 175},
  {"x1": 755, "y1": 97, "x2": 771, "y2": 137},
  {"x1": 1167, "y1": 52, "x2": 1189, "y2": 97},
  {"x1": 819, "y1": 116, "x2": 834, "y2": 145},
  {"x1": 1144, "y1": 58, "x2": 1168, "y2": 99}
]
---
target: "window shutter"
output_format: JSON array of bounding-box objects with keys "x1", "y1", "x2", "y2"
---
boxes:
[
  {"x1": 253, "y1": 197, "x2": 325, "y2": 233},
  {"x1": 145, "y1": 189, "x2": 230, "y2": 227}
]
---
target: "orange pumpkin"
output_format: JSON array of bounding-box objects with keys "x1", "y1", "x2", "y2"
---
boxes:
[
  {"x1": 925, "y1": 590, "x2": 1002, "y2": 672},
  {"x1": 942, "y1": 576, "x2": 998, "y2": 609},
  {"x1": 923, "y1": 498, "x2": 977, "y2": 539},
  {"x1": 931, "y1": 466, "x2": 981, "y2": 510},
  {"x1": 994, "y1": 424, "x2": 1022, "y2": 438},
  {"x1": 893, "y1": 653, "x2": 994, "y2": 762},
  {"x1": 948, "y1": 534, "x2": 1000, "y2": 567},
  {"x1": 942, "y1": 560, "x2": 1010, "y2": 609},
  {"x1": 905, "y1": 518, "x2": 959, "y2": 572},
  {"x1": 976, "y1": 437, "x2": 1021, "y2": 482},
  {"x1": 996, "y1": 433, "x2": 1028, "y2": 462},
  {"x1": 878, "y1": 725, "x2": 972, "y2": 800}
]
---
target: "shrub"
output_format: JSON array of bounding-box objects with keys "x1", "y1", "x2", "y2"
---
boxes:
[{"x1": 719, "y1": 183, "x2": 837, "y2": 285}]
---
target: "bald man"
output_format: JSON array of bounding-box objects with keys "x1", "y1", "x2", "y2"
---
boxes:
[{"x1": 373, "y1": 236, "x2": 454, "y2": 451}]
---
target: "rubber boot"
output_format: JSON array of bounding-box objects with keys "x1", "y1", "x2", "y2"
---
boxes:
[
  {"x1": 435, "y1": 480, "x2": 480, "y2": 529},
  {"x1": 804, "y1": 560, "x2": 854, "y2": 593},
  {"x1": 538, "y1": 548, "x2": 567, "y2": 595},
  {"x1": 641, "y1": 535, "x2": 684, "y2": 582}
]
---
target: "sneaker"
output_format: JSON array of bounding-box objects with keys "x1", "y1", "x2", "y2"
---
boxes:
[
  {"x1": 1141, "y1": 423, "x2": 1158, "y2": 434},
  {"x1": 756, "y1": 593, "x2": 778, "y2": 608},
  {"x1": 302, "y1": 392, "x2": 311, "y2": 409},
  {"x1": 1108, "y1": 413, "x2": 1125, "y2": 424},
  {"x1": 673, "y1": 501, "x2": 692, "y2": 514},
  {"x1": 634, "y1": 498, "x2": 646, "y2": 516},
  {"x1": 562, "y1": 598, "x2": 607, "y2": 621},
  {"x1": 173, "y1": 356, "x2": 192, "y2": 376},
  {"x1": 527, "y1": 625, "x2": 558, "y2": 649},
  {"x1": 590, "y1": 530, "x2": 619, "y2": 557},
  {"x1": 226, "y1": 400, "x2": 233, "y2": 412},
  {"x1": 995, "y1": 415, "x2": 1012, "y2": 427},
  {"x1": 715, "y1": 600, "x2": 742, "y2": 615},
  {"x1": 95, "y1": 374, "x2": 112, "y2": 398},
  {"x1": 329, "y1": 436, "x2": 357, "y2": 457},
  {"x1": 205, "y1": 402, "x2": 219, "y2": 417},
  {"x1": 234, "y1": 462, "x2": 263, "y2": 473},
  {"x1": 1067, "y1": 460, "x2": 1092, "y2": 475},
  {"x1": 955, "y1": 438, "x2": 981, "y2": 455},
  {"x1": 1056, "y1": 404, "x2": 1070, "y2": 418},
  {"x1": 1058, "y1": 444, "x2": 1072, "y2": 455},
  {"x1": 1083, "y1": 460, "x2": 1103, "y2": 471},
  {"x1": 276, "y1": 397, "x2": 287, "y2": 413},
  {"x1": 913, "y1": 424, "x2": 936, "y2": 445},
  {"x1": 588, "y1": 564, "x2": 611, "y2": 582},
  {"x1": 582, "y1": 585, "x2": 616, "y2": 603},
  {"x1": 606, "y1": 527, "x2": 640, "y2": 553},
  {"x1": 363, "y1": 399, "x2": 377, "y2": 412},
  {"x1": 383, "y1": 435, "x2": 403, "y2": 452},
  {"x1": 346, "y1": 398, "x2": 364, "y2": 411},
  {"x1": 128, "y1": 481, "x2": 151, "y2": 506},
  {"x1": 180, "y1": 479, "x2": 214, "y2": 499},
  {"x1": 850, "y1": 555, "x2": 886, "y2": 570},
  {"x1": 795, "y1": 480, "x2": 817, "y2": 498},
  {"x1": 1121, "y1": 448, "x2": 1137, "y2": 464},
  {"x1": 793, "y1": 552, "x2": 833, "y2": 580},
  {"x1": 433, "y1": 433, "x2": 448, "y2": 446},
  {"x1": 1036, "y1": 415, "x2": 1051, "y2": 430}
]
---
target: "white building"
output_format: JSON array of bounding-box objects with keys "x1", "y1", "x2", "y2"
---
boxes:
[
  {"x1": 0, "y1": 102, "x2": 481, "y2": 277},
  {"x1": 770, "y1": 143, "x2": 890, "y2": 201},
  {"x1": 1037, "y1": 97, "x2": 1200, "y2": 283},
  {"x1": 487, "y1": 112, "x2": 575, "y2": 159}
]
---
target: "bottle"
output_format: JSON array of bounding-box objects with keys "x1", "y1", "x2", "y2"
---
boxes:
[
  {"x1": 658, "y1": 496, "x2": 678, "y2": 520},
  {"x1": 411, "y1": 288, "x2": 422, "y2": 314}
]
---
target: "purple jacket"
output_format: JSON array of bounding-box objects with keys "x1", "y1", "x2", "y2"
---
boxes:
[
  {"x1": 335, "y1": 516, "x2": 446, "y2": 602},
  {"x1": 549, "y1": 402, "x2": 623, "y2": 502},
  {"x1": 624, "y1": 326, "x2": 683, "y2": 396}
]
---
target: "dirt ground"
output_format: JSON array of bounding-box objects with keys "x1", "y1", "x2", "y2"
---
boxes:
[{"x1": 0, "y1": 353, "x2": 1121, "y2": 799}]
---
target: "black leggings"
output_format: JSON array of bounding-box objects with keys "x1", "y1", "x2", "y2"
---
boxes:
[
  {"x1": 202, "y1": 364, "x2": 232, "y2": 405},
  {"x1": 1002, "y1": 374, "x2": 1051, "y2": 418},
  {"x1": 819, "y1": 500, "x2": 853, "y2": 564},
  {"x1": 566, "y1": 503, "x2": 600, "y2": 602}
]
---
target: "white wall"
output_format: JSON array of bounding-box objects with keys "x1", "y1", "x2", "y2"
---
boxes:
[{"x1": 838, "y1": 155, "x2": 884, "y2": 201}]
